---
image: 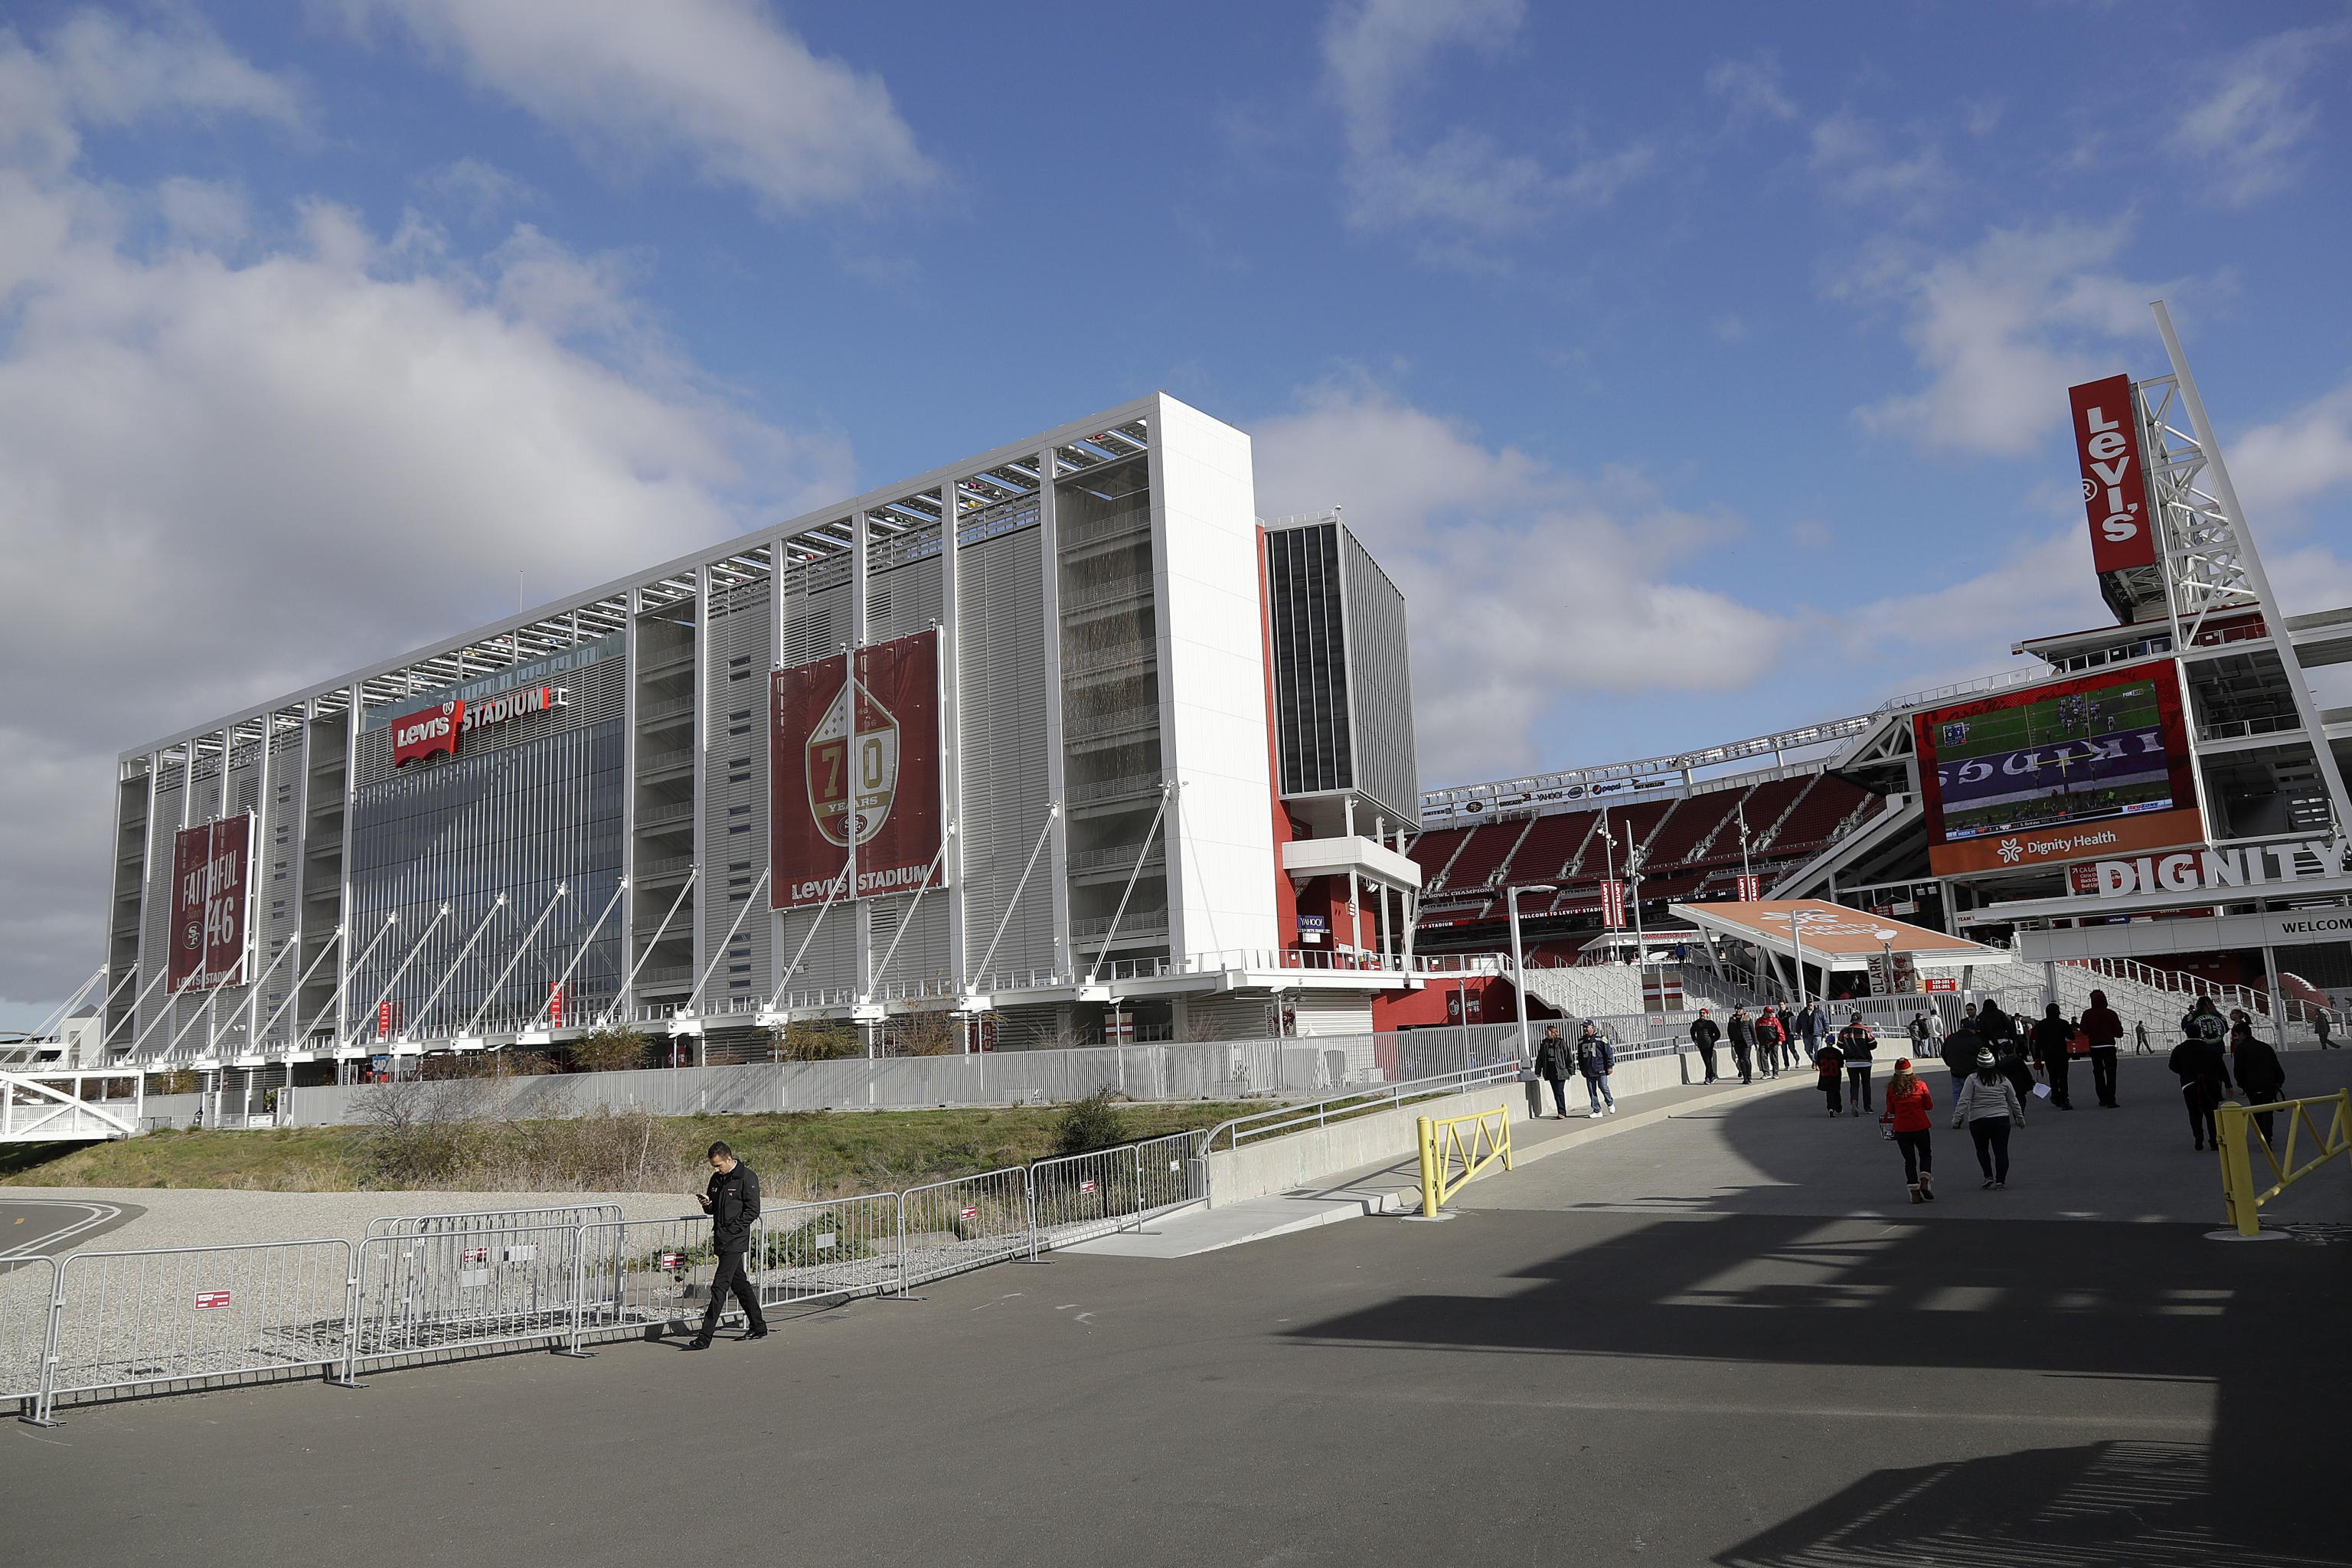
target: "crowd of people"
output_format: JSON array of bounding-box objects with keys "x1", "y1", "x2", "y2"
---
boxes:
[{"x1": 1674, "y1": 986, "x2": 2314, "y2": 1204}]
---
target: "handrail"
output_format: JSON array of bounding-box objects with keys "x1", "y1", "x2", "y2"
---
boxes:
[{"x1": 1197, "y1": 1060, "x2": 1527, "y2": 1157}]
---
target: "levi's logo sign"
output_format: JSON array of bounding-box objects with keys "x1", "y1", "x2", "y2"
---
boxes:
[{"x1": 390, "y1": 686, "x2": 567, "y2": 766}]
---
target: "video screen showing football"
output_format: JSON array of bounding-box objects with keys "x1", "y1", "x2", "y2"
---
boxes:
[{"x1": 1929, "y1": 678, "x2": 2174, "y2": 841}]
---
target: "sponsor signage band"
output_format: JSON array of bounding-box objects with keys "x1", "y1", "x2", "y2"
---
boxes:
[
  {"x1": 2069, "y1": 374, "x2": 2157, "y2": 574},
  {"x1": 2082, "y1": 839, "x2": 2341, "y2": 898},
  {"x1": 390, "y1": 685, "x2": 567, "y2": 768}
]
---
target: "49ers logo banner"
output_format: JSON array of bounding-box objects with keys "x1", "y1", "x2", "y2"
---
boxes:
[
  {"x1": 770, "y1": 629, "x2": 942, "y2": 910},
  {"x1": 167, "y1": 814, "x2": 254, "y2": 993}
]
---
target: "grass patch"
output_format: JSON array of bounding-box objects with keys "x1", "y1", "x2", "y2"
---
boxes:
[{"x1": 0, "y1": 1101, "x2": 1256, "y2": 1197}]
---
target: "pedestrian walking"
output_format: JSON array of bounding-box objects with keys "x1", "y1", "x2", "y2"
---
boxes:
[
  {"x1": 1756, "y1": 1007, "x2": 1787, "y2": 1080},
  {"x1": 1532, "y1": 1024, "x2": 1573, "y2": 1119},
  {"x1": 1952, "y1": 1047, "x2": 2026, "y2": 1189},
  {"x1": 2230, "y1": 1014, "x2": 2286, "y2": 1147},
  {"x1": 1815, "y1": 1033, "x2": 1846, "y2": 1116},
  {"x1": 1726, "y1": 1006, "x2": 1757, "y2": 1085},
  {"x1": 2030, "y1": 1003, "x2": 2075, "y2": 1110},
  {"x1": 1880, "y1": 1057, "x2": 1935, "y2": 1203},
  {"x1": 2317, "y1": 1011, "x2": 2337, "y2": 1050},
  {"x1": 1941, "y1": 1011, "x2": 1983, "y2": 1093},
  {"x1": 1838, "y1": 1011, "x2": 1877, "y2": 1115},
  {"x1": 1576, "y1": 1021, "x2": 1616, "y2": 1117},
  {"x1": 688, "y1": 1141, "x2": 768, "y2": 1349},
  {"x1": 1689, "y1": 1008, "x2": 1722, "y2": 1083},
  {"x1": 2169, "y1": 998, "x2": 2233, "y2": 1152},
  {"x1": 1793, "y1": 1001, "x2": 1823, "y2": 1063},
  {"x1": 2080, "y1": 988, "x2": 2125, "y2": 1107},
  {"x1": 2134, "y1": 1019, "x2": 2151, "y2": 1055},
  {"x1": 1907, "y1": 1009, "x2": 1936, "y2": 1054}
]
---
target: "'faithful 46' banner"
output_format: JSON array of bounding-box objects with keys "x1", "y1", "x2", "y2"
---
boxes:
[
  {"x1": 167, "y1": 813, "x2": 255, "y2": 993},
  {"x1": 2068, "y1": 374, "x2": 2157, "y2": 574},
  {"x1": 770, "y1": 629, "x2": 944, "y2": 910}
]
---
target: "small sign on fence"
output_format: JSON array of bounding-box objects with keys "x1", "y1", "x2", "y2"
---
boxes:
[
  {"x1": 193, "y1": 1289, "x2": 231, "y2": 1310},
  {"x1": 460, "y1": 1246, "x2": 489, "y2": 1265},
  {"x1": 959, "y1": 1206, "x2": 979, "y2": 1220},
  {"x1": 1078, "y1": 1180, "x2": 1098, "y2": 1194},
  {"x1": 504, "y1": 1245, "x2": 537, "y2": 1263},
  {"x1": 814, "y1": 1232, "x2": 837, "y2": 1250},
  {"x1": 658, "y1": 1252, "x2": 685, "y2": 1270}
]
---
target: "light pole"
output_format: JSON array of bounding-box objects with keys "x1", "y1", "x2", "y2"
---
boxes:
[
  {"x1": 1873, "y1": 927, "x2": 1899, "y2": 1004},
  {"x1": 1736, "y1": 799, "x2": 1753, "y2": 899},
  {"x1": 1505, "y1": 882, "x2": 1559, "y2": 1059},
  {"x1": 1624, "y1": 818, "x2": 1648, "y2": 1013}
]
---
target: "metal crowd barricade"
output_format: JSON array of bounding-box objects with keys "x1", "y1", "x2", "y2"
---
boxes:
[
  {"x1": 363, "y1": 1202, "x2": 624, "y2": 1243},
  {"x1": 752, "y1": 1194, "x2": 903, "y2": 1308},
  {"x1": 569, "y1": 1215, "x2": 717, "y2": 1351},
  {"x1": 897, "y1": 1165, "x2": 1036, "y2": 1292},
  {"x1": 348, "y1": 1220, "x2": 590, "y2": 1377},
  {"x1": 28, "y1": 1239, "x2": 356, "y2": 1426},
  {"x1": 1030, "y1": 1132, "x2": 1202, "y2": 1247},
  {"x1": 2, "y1": 1255, "x2": 60, "y2": 1420}
]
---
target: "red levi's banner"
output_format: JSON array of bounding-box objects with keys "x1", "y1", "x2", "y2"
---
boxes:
[
  {"x1": 168, "y1": 815, "x2": 254, "y2": 994},
  {"x1": 1600, "y1": 880, "x2": 1626, "y2": 929},
  {"x1": 770, "y1": 629, "x2": 944, "y2": 910},
  {"x1": 1736, "y1": 874, "x2": 1761, "y2": 903},
  {"x1": 390, "y1": 698, "x2": 465, "y2": 767},
  {"x1": 2069, "y1": 374, "x2": 2157, "y2": 573}
]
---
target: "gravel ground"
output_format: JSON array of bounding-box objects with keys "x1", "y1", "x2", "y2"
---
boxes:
[{"x1": 8, "y1": 1187, "x2": 701, "y2": 1256}]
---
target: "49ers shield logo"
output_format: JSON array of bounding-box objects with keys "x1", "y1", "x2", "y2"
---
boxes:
[{"x1": 806, "y1": 672, "x2": 900, "y2": 848}]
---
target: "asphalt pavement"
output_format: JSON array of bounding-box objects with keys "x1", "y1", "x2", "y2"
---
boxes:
[
  {"x1": 2, "y1": 1052, "x2": 2344, "y2": 1566},
  {"x1": 0, "y1": 1198, "x2": 142, "y2": 1261}
]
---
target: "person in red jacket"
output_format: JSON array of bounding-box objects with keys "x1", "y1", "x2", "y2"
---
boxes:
[
  {"x1": 1880, "y1": 1057, "x2": 1936, "y2": 1203},
  {"x1": 1755, "y1": 1007, "x2": 1788, "y2": 1080}
]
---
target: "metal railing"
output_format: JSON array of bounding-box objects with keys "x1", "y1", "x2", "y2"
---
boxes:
[
  {"x1": 3, "y1": 1133, "x2": 1216, "y2": 1423},
  {"x1": 898, "y1": 1165, "x2": 1037, "y2": 1291},
  {"x1": 1416, "y1": 1104, "x2": 1513, "y2": 1217},
  {"x1": 1197, "y1": 1060, "x2": 1527, "y2": 1155},
  {"x1": 2215, "y1": 1090, "x2": 2351, "y2": 1237},
  {"x1": 25, "y1": 1240, "x2": 357, "y2": 1426}
]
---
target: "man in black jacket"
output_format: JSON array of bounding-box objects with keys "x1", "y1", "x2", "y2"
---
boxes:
[
  {"x1": 688, "y1": 1141, "x2": 767, "y2": 1349},
  {"x1": 1726, "y1": 1007, "x2": 1756, "y2": 1084},
  {"x1": 1689, "y1": 1008, "x2": 1722, "y2": 1083}
]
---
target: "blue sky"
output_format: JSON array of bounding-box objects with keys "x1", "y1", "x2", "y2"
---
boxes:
[{"x1": 3, "y1": 0, "x2": 2350, "y2": 1016}]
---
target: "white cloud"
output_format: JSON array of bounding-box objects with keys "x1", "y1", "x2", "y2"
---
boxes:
[
  {"x1": 416, "y1": 155, "x2": 536, "y2": 224},
  {"x1": 1705, "y1": 54, "x2": 1796, "y2": 126},
  {"x1": 1808, "y1": 110, "x2": 1949, "y2": 211},
  {"x1": 1321, "y1": 0, "x2": 1647, "y2": 241},
  {"x1": 1836, "y1": 527, "x2": 2109, "y2": 691},
  {"x1": 157, "y1": 176, "x2": 250, "y2": 247},
  {"x1": 2234, "y1": 380, "x2": 2352, "y2": 517},
  {"x1": 1251, "y1": 384, "x2": 1784, "y2": 779},
  {"x1": 1790, "y1": 518, "x2": 1831, "y2": 549},
  {"x1": 2171, "y1": 21, "x2": 2348, "y2": 207},
  {"x1": 1850, "y1": 218, "x2": 2176, "y2": 457},
  {"x1": 332, "y1": 0, "x2": 935, "y2": 214},
  {"x1": 0, "y1": 19, "x2": 856, "y2": 1011}
]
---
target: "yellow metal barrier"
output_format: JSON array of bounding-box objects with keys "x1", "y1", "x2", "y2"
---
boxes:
[
  {"x1": 1416, "y1": 1105, "x2": 1514, "y2": 1218},
  {"x1": 2215, "y1": 1089, "x2": 2352, "y2": 1237}
]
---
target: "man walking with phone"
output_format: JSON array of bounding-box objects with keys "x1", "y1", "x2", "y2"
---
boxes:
[{"x1": 688, "y1": 1140, "x2": 767, "y2": 1349}]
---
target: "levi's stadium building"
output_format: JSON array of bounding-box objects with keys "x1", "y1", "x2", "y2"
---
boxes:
[{"x1": 87, "y1": 396, "x2": 1432, "y2": 1077}]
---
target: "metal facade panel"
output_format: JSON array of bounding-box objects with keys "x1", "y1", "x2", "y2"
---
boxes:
[
  {"x1": 139, "y1": 779, "x2": 181, "y2": 1044},
  {"x1": 1265, "y1": 522, "x2": 1350, "y2": 798},
  {"x1": 1339, "y1": 524, "x2": 1421, "y2": 829},
  {"x1": 701, "y1": 576, "x2": 773, "y2": 1002},
  {"x1": 958, "y1": 524, "x2": 1055, "y2": 984}
]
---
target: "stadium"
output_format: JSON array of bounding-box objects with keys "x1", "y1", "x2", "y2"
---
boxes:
[{"x1": 23, "y1": 329, "x2": 2352, "y2": 1100}]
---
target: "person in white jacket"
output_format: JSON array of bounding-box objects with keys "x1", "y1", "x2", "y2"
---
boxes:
[{"x1": 1951, "y1": 1046, "x2": 2025, "y2": 1189}]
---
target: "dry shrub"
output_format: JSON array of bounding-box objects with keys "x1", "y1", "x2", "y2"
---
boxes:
[
  {"x1": 884, "y1": 1011, "x2": 959, "y2": 1057},
  {"x1": 571, "y1": 1027, "x2": 653, "y2": 1074},
  {"x1": 773, "y1": 1019, "x2": 863, "y2": 1060}
]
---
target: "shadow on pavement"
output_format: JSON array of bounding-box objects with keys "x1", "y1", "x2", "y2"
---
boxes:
[{"x1": 1285, "y1": 1209, "x2": 2349, "y2": 1563}]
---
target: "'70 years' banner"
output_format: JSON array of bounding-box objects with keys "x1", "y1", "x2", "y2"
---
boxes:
[{"x1": 770, "y1": 629, "x2": 943, "y2": 910}]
